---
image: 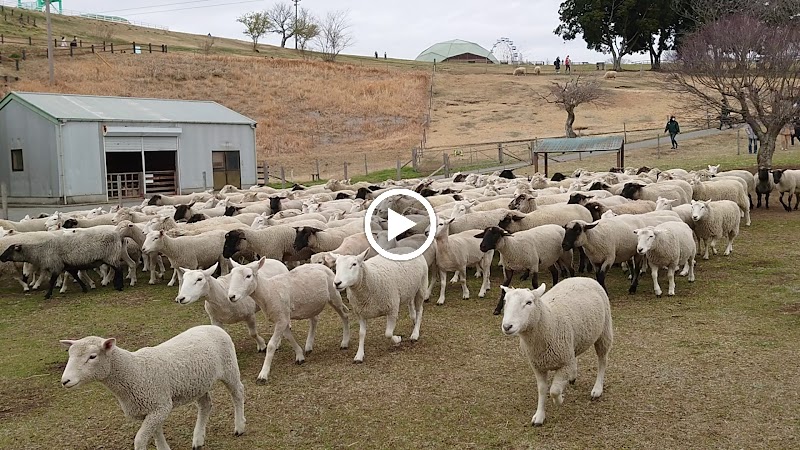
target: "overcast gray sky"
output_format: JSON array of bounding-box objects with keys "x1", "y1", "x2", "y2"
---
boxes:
[{"x1": 69, "y1": 0, "x2": 629, "y2": 63}]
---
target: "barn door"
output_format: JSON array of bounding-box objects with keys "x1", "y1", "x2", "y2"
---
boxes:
[{"x1": 212, "y1": 151, "x2": 241, "y2": 190}]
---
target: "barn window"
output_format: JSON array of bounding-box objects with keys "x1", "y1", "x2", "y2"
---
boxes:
[{"x1": 11, "y1": 149, "x2": 23, "y2": 171}]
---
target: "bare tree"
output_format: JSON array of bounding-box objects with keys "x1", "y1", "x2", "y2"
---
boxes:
[
  {"x1": 315, "y1": 10, "x2": 354, "y2": 62},
  {"x1": 265, "y1": 2, "x2": 295, "y2": 48},
  {"x1": 668, "y1": 13, "x2": 800, "y2": 169},
  {"x1": 294, "y1": 8, "x2": 319, "y2": 58},
  {"x1": 540, "y1": 76, "x2": 606, "y2": 138},
  {"x1": 200, "y1": 35, "x2": 215, "y2": 55},
  {"x1": 237, "y1": 11, "x2": 272, "y2": 51}
]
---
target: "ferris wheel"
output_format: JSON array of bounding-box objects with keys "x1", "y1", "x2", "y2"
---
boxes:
[{"x1": 491, "y1": 37, "x2": 521, "y2": 65}]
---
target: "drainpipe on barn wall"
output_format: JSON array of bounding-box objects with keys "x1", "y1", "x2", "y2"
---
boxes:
[{"x1": 56, "y1": 121, "x2": 67, "y2": 204}]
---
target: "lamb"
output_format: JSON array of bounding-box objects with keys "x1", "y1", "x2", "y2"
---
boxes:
[
  {"x1": 533, "y1": 65, "x2": 541, "y2": 75},
  {"x1": 0, "y1": 216, "x2": 49, "y2": 232},
  {"x1": 689, "y1": 178, "x2": 750, "y2": 226},
  {"x1": 142, "y1": 230, "x2": 227, "y2": 286},
  {"x1": 498, "y1": 204, "x2": 593, "y2": 234},
  {"x1": 227, "y1": 259, "x2": 350, "y2": 382},
  {"x1": 604, "y1": 70, "x2": 617, "y2": 79},
  {"x1": 513, "y1": 67, "x2": 526, "y2": 76},
  {"x1": 332, "y1": 250, "x2": 428, "y2": 363},
  {"x1": 582, "y1": 200, "x2": 656, "y2": 221},
  {"x1": 475, "y1": 225, "x2": 573, "y2": 315},
  {"x1": 427, "y1": 217, "x2": 493, "y2": 305},
  {"x1": 772, "y1": 169, "x2": 800, "y2": 211},
  {"x1": 500, "y1": 278, "x2": 613, "y2": 426},
  {"x1": 634, "y1": 222, "x2": 696, "y2": 297},
  {"x1": 0, "y1": 228, "x2": 132, "y2": 299},
  {"x1": 222, "y1": 226, "x2": 308, "y2": 263},
  {"x1": 705, "y1": 165, "x2": 756, "y2": 208},
  {"x1": 440, "y1": 208, "x2": 512, "y2": 234},
  {"x1": 59, "y1": 325, "x2": 245, "y2": 449},
  {"x1": 116, "y1": 220, "x2": 166, "y2": 285},
  {"x1": 175, "y1": 260, "x2": 289, "y2": 352},
  {"x1": 754, "y1": 168, "x2": 775, "y2": 209},
  {"x1": 690, "y1": 200, "x2": 741, "y2": 259},
  {"x1": 620, "y1": 180, "x2": 691, "y2": 205}
]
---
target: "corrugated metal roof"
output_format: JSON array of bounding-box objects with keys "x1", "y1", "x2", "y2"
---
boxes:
[
  {"x1": 535, "y1": 136, "x2": 624, "y2": 153},
  {"x1": 416, "y1": 39, "x2": 500, "y2": 63},
  {"x1": 0, "y1": 92, "x2": 256, "y2": 125}
]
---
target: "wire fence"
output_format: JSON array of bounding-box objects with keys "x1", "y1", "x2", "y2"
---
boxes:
[{"x1": 0, "y1": 1, "x2": 168, "y2": 31}]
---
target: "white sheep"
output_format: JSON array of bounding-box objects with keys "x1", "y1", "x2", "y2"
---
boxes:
[
  {"x1": 634, "y1": 222, "x2": 696, "y2": 297},
  {"x1": 475, "y1": 225, "x2": 573, "y2": 315},
  {"x1": 227, "y1": 259, "x2": 350, "y2": 382},
  {"x1": 499, "y1": 204, "x2": 593, "y2": 233},
  {"x1": 772, "y1": 169, "x2": 800, "y2": 211},
  {"x1": 604, "y1": 70, "x2": 617, "y2": 79},
  {"x1": 500, "y1": 278, "x2": 613, "y2": 426},
  {"x1": 533, "y1": 65, "x2": 541, "y2": 75},
  {"x1": 59, "y1": 325, "x2": 245, "y2": 449},
  {"x1": 513, "y1": 67, "x2": 526, "y2": 76},
  {"x1": 582, "y1": 199, "x2": 656, "y2": 221},
  {"x1": 142, "y1": 229, "x2": 227, "y2": 286},
  {"x1": 431, "y1": 217, "x2": 493, "y2": 305},
  {"x1": 690, "y1": 199, "x2": 741, "y2": 259},
  {"x1": 332, "y1": 250, "x2": 429, "y2": 363},
  {"x1": 175, "y1": 260, "x2": 289, "y2": 352},
  {"x1": 690, "y1": 178, "x2": 750, "y2": 226}
]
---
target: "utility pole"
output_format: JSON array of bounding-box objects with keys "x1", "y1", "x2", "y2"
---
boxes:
[
  {"x1": 45, "y1": 0, "x2": 54, "y2": 84},
  {"x1": 292, "y1": 0, "x2": 300, "y2": 50}
]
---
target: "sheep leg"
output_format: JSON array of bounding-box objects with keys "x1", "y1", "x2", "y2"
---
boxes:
[
  {"x1": 221, "y1": 376, "x2": 246, "y2": 436},
  {"x1": 304, "y1": 315, "x2": 319, "y2": 355},
  {"x1": 794, "y1": 193, "x2": 800, "y2": 210},
  {"x1": 725, "y1": 231, "x2": 736, "y2": 255},
  {"x1": 111, "y1": 265, "x2": 125, "y2": 291},
  {"x1": 67, "y1": 268, "x2": 88, "y2": 293},
  {"x1": 710, "y1": 237, "x2": 719, "y2": 256},
  {"x1": 407, "y1": 300, "x2": 417, "y2": 323},
  {"x1": 167, "y1": 268, "x2": 179, "y2": 287},
  {"x1": 494, "y1": 269, "x2": 515, "y2": 315},
  {"x1": 354, "y1": 317, "x2": 368, "y2": 363},
  {"x1": 282, "y1": 327, "x2": 306, "y2": 363},
  {"x1": 154, "y1": 426, "x2": 170, "y2": 450},
  {"x1": 437, "y1": 269, "x2": 448, "y2": 305},
  {"x1": 244, "y1": 316, "x2": 267, "y2": 352},
  {"x1": 687, "y1": 257, "x2": 696, "y2": 282},
  {"x1": 701, "y1": 238, "x2": 710, "y2": 260},
  {"x1": 764, "y1": 192, "x2": 770, "y2": 209},
  {"x1": 531, "y1": 367, "x2": 549, "y2": 426},
  {"x1": 548, "y1": 265, "x2": 560, "y2": 286},
  {"x1": 257, "y1": 320, "x2": 288, "y2": 383},
  {"x1": 650, "y1": 265, "x2": 662, "y2": 297},
  {"x1": 78, "y1": 271, "x2": 96, "y2": 289},
  {"x1": 327, "y1": 295, "x2": 351, "y2": 349},
  {"x1": 628, "y1": 256, "x2": 643, "y2": 294},
  {"x1": 450, "y1": 271, "x2": 459, "y2": 283},
  {"x1": 595, "y1": 265, "x2": 608, "y2": 294},
  {"x1": 667, "y1": 266, "x2": 677, "y2": 296},
  {"x1": 478, "y1": 253, "x2": 492, "y2": 297},
  {"x1": 459, "y1": 269, "x2": 470, "y2": 299},
  {"x1": 756, "y1": 192, "x2": 762, "y2": 208},
  {"x1": 779, "y1": 192, "x2": 790, "y2": 211},
  {"x1": 192, "y1": 393, "x2": 212, "y2": 449},
  {"x1": 531, "y1": 271, "x2": 540, "y2": 290},
  {"x1": 410, "y1": 285, "x2": 425, "y2": 341},
  {"x1": 550, "y1": 366, "x2": 571, "y2": 406},
  {"x1": 385, "y1": 304, "x2": 401, "y2": 345},
  {"x1": 13, "y1": 275, "x2": 30, "y2": 292},
  {"x1": 58, "y1": 272, "x2": 69, "y2": 294},
  {"x1": 133, "y1": 407, "x2": 170, "y2": 450},
  {"x1": 578, "y1": 248, "x2": 590, "y2": 273}
]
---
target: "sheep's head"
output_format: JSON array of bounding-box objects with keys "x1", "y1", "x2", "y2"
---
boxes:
[
  {"x1": 174, "y1": 264, "x2": 218, "y2": 305},
  {"x1": 173, "y1": 202, "x2": 196, "y2": 221},
  {"x1": 690, "y1": 200, "x2": 711, "y2": 222},
  {"x1": 293, "y1": 227, "x2": 322, "y2": 251},
  {"x1": 142, "y1": 230, "x2": 166, "y2": 254},
  {"x1": 0, "y1": 244, "x2": 24, "y2": 262},
  {"x1": 500, "y1": 284, "x2": 547, "y2": 336},
  {"x1": 227, "y1": 258, "x2": 267, "y2": 302},
  {"x1": 567, "y1": 192, "x2": 592, "y2": 205},
  {"x1": 147, "y1": 194, "x2": 162, "y2": 206},
  {"x1": 619, "y1": 182, "x2": 644, "y2": 200},
  {"x1": 561, "y1": 220, "x2": 597, "y2": 251},
  {"x1": 59, "y1": 336, "x2": 116, "y2": 389},
  {"x1": 44, "y1": 212, "x2": 63, "y2": 230},
  {"x1": 223, "y1": 229, "x2": 247, "y2": 259},
  {"x1": 331, "y1": 249, "x2": 369, "y2": 291},
  {"x1": 707, "y1": 164, "x2": 720, "y2": 175},
  {"x1": 655, "y1": 197, "x2": 676, "y2": 211},
  {"x1": 633, "y1": 226, "x2": 657, "y2": 255},
  {"x1": 508, "y1": 193, "x2": 537, "y2": 213},
  {"x1": 772, "y1": 169, "x2": 787, "y2": 184},
  {"x1": 474, "y1": 226, "x2": 511, "y2": 253}
]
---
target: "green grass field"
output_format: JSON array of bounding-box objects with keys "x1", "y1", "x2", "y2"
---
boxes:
[{"x1": 2, "y1": 138, "x2": 800, "y2": 449}]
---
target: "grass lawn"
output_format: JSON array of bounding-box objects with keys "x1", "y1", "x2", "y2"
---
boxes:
[{"x1": 2, "y1": 142, "x2": 800, "y2": 449}]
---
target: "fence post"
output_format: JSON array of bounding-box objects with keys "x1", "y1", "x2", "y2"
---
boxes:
[
  {"x1": 110, "y1": 42, "x2": 114, "y2": 54},
  {"x1": 657, "y1": 135, "x2": 661, "y2": 159},
  {"x1": 54, "y1": 38, "x2": 57, "y2": 48},
  {"x1": 132, "y1": 41, "x2": 136, "y2": 53},
  {"x1": 280, "y1": 166, "x2": 286, "y2": 189},
  {"x1": 202, "y1": 171, "x2": 208, "y2": 191},
  {"x1": 497, "y1": 143, "x2": 504, "y2": 163},
  {"x1": 396, "y1": 159, "x2": 401, "y2": 180},
  {"x1": 15, "y1": 59, "x2": 19, "y2": 71},
  {"x1": 343, "y1": 161, "x2": 349, "y2": 180},
  {"x1": 91, "y1": 45, "x2": 94, "y2": 53},
  {"x1": 117, "y1": 176, "x2": 123, "y2": 207},
  {"x1": 1, "y1": 182, "x2": 8, "y2": 220},
  {"x1": 28, "y1": 36, "x2": 31, "y2": 45},
  {"x1": 364, "y1": 154, "x2": 368, "y2": 175},
  {"x1": 79, "y1": 40, "x2": 82, "y2": 47},
  {"x1": 315, "y1": 159, "x2": 320, "y2": 181},
  {"x1": 69, "y1": 46, "x2": 73, "y2": 57},
  {"x1": 443, "y1": 153, "x2": 450, "y2": 178},
  {"x1": 623, "y1": 122, "x2": 627, "y2": 144},
  {"x1": 529, "y1": 140, "x2": 535, "y2": 164},
  {"x1": 149, "y1": 43, "x2": 152, "y2": 53},
  {"x1": 264, "y1": 162, "x2": 269, "y2": 185},
  {"x1": 737, "y1": 128, "x2": 741, "y2": 155},
  {"x1": 412, "y1": 148, "x2": 418, "y2": 171},
  {"x1": 21, "y1": 49, "x2": 25, "y2": 60}
]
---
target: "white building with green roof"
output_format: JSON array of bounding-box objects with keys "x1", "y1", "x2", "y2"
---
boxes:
[{"x1": 415, "y1": 39, "x2": 499, "y2": 64}]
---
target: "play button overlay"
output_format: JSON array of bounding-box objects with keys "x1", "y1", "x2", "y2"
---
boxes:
[{"x1": 364, "y1": 188, "x2": 436, "y2": 262}]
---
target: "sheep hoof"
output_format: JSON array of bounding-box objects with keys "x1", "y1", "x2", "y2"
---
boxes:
[
  {"x1": 304, "y1": 349, "x2": 312, "y2": 355},
  {"x1": 258, "y1": 348, "x2": 267, "y2": 353},
  {"x1": 353, "y1": 359, "x2": 364, "y2": 364},
  {"x1": 340, "y1": 345, "x2": 348, "y2": 350},
  {"x1": 193, "y1": 446, "x2": 204, "y2": 450},
  {"x1": 255, "y1": 378, "x2": 268, "y2": 385},
  {"x1": 235, "y1": 431, "x2": 245, "y2": 437},
  {"x1": 295, "y1": 358, "x2": 306, "y2": 365},
  {"x1": 492, "y1": 309, "x2": 502, "y2": 316},
  {"x1": 569, "y1": 379, "x2": 576, "y2": 385}
]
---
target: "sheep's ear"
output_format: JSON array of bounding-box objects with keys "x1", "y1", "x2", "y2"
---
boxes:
[
  {"x1": 230, "y1": 258, "x2": 243, "y2": 268},
  {"x1": 447, "y1": 218, "x2": 455, "y2": 224},
  {"x1": 633, "y1": 229, "x2": 639, "y2": 235},
  {"x1": 176, "y1": 267, "x2": 186, "y2": 276},
  {"x1": 532, "y1": 283, "x2": 546, "y2": 297},
  {"x1": 59, "y1": 339, "x2": 75, "y2": 349},
  {"x1": 188, "y1": 201, "x2": 196, "y2": 208},
  {"x1": 500, "y1": 285, "x2": 512, "y2": 294},
  {"x1": 102, "y1": 338, "x2": 116, "y2": 352},
  {"x1": 328, "y1": 252, "x2": 342, "y2": 262},
  {"x1": 503, "y1": 229, "x2": 513, "y2": 236},
  {"x1": 474, "y1": 231, "x2": 485, "y2": 238},
  {"x1": 159, "y1": 230, "x2": 165, "y2": 236},
  {"x1": 202, "y1": 263, "x2": 218, "y2": 277},
  {"x1": 256, "y1": 257, "x2": 267, "y2": 271},
  {"x1": 356, "y1": 249, "x2": 369, "y2": 262},
  {"x1": 584, "y1": 221, "x2": 599, "y2": 230}
]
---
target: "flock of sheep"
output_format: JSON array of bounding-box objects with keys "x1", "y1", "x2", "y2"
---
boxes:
[{"x1": 1, "y1": 164, "x2": 798, "y2": 448}]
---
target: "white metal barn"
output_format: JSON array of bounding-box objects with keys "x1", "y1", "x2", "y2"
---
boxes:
[{"x1": 0, "y1": 92, "x2": 257, "y2": 204}]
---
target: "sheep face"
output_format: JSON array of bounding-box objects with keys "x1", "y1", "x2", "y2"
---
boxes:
[
  {"x1": 771, "y1": 169, "x2": 786, "y2": 184},
  {"x1": 568, "y1": 193, "x2": 591, "y2": 205},
  {"x1": 111, "y1": 209, "x2": 132, "y2": 225},
  {"x1": 173, "y1": 203, "x2": 196, "y2": 221},
  {"x1": 223, "y1": 230, "x2": 247, "y2": 259},
  {"x1": 707, "y1": 164, "x2": 720, "y2": 175},
  {"x1": 59, "y1": 337, "x2": 115, "y2": 389},
  {"x1": 655, "y1": 197, "x2": 675, "y2": 210},
  {"x1": 475, "y1": 226, "x2": 511, "y2": 253},
  {"x1": 44, "y1": 213, "x2": 62, "y2": 230},
  {"x1": 500, "y1": 284, "x2": 547, "y2": 336},
  {"x1": 561, "y1": 220, "x2": 597, "y2": 251},
  {"x1": 620, "y1": 182, "x2": 644, "y2": 199},
  {"x1": 509, "y1": 194, "x2": 536, "y2": 212},
  {"x1": 174, "y1": 264, "x2": 218, "y2": 305},
  {"x1": 634, "y1": 226, "x2": 657, "y2": 255},
  {"x1": 293, "y1": 227, "x2": 323, "y2": 252},
  {"x1": 251, "y1": 215, "x2": 268, "y2": 229},
  {"x1": 224, "y1": 205, "x2": 243, "y2": 217},
  {"x1": 62, "y1": 218, "x2": 79, "y2": 229},
  {"x1": 690, "y1": 200, "x2": 711, "y2": 222},
  {"x1": 0, "y1": 244, "x2": 24, "y2": 262},
  {"x1": 269, "y1": 196, "x2": 286, "y2": 214},
  {"x1": 332, "y1": 250, "x2": 368, "y2": 290},
  {"x1": 227, "y1": 259, "x2": 265, "y2": 302},
  {"x1": 147, "y1": 195, "x2": 163, "y2": 206}
]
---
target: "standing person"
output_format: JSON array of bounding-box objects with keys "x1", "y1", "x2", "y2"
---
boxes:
[
  {"x1": 554, "y1": 56, "x2": 561, "y2": 74},
  {"x1": 374, "y1": 51, "x2": 378, "y2": 59},
  {"x1": 384, "y1": 52, "x2": 387, "y2": 59},
  {"x1": 565, "y1": 55, "x2": 571, "y2": 73},
  {"x1": 792, "y1": 116, "x2": 800, "y2": 146},
  {"x1": 779, "y1": 122, "x2": 792, "y2": 150},
  {"x1": 70, "y1": 36, "x2": 77, "y2": 48},
  {"x1": 60, "y1": 36, "x2": 67, "y2": 47},
  {"x1": 664, "y1": 116, "x2": 680, "y2": 149},
  {"x1": 745, "y1": 123, "x2": 759, "y2": 154}
]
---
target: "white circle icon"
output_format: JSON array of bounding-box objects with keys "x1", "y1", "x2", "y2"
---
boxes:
[{"x1": 364, "y1": 188, "x2": 436, "y2": 261}]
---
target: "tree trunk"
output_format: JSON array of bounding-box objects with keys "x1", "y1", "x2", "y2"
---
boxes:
[
  {"x1": 280, "y1": 34, "x2": 288, "y2": 48},
  {"x1": 565, "y1": 108, "x2": 577, "y2": 138},
  {"x1": 651, "y1": 52, "x2": 662, "y2": 71},
  {"x1": 609, "y1": 46, "x2": 621, "y2": 71},
  {"x1": 757, "y1": 134, "x2": 776, "y2": 169},
  {"x1": 252, "y1": 39, "x2": 258, "y2": 51}
]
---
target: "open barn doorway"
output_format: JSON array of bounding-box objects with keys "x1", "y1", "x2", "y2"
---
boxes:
[
  {"x1": 144, "y1": 151, "x2": 177, "y2": 195},
  {"x1": 105, "y1": 151, "x2": 143, "y2": 199},
  {"x1": 212, "y1": 150, "x2": 241, "y2": 190}
]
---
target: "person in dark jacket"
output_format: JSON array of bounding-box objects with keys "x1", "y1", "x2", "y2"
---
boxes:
[
  {"x1": 792, "y1": 116, "x2": 799, "y2": 146},
  {"x1": 665, "y1": 116, "x2": 680, "y2": 149},
  {"x1": 554, "y1": 57, "x2": 561, "y2": 74}
]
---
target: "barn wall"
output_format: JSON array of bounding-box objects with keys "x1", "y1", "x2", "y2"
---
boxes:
[
  {"x1": 0, "y1": 100, "x2": 61, "y2": 203},
  {"x1": 61, "y1": 122, "x2": 105, "y2": 200},
  {"x1": 177, "y1": 123, "x2": 257, "y2": 192}
]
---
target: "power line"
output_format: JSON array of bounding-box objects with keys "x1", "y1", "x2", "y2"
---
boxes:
[
  {"x1": 100, "y1": 0, "x2": 224, "y2": 14},
  {"x1": 117, "y1": 0, "x2": 263, "y2": 17}
]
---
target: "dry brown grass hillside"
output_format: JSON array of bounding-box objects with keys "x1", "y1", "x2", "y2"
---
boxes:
[{"x1": 3, "y1": 52, "x2": 430, "y2": 176}]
